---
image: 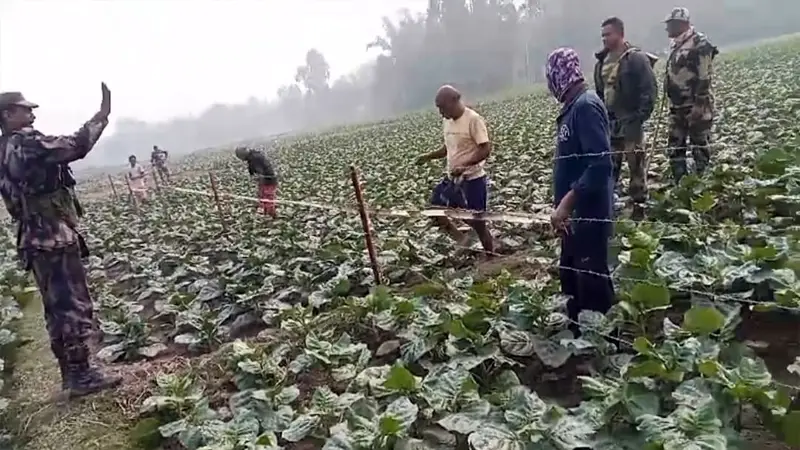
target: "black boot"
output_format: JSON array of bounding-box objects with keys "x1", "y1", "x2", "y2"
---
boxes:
[
  {"x1": 694, "y1": 159, "x2": 708, "y2": 177},
  {"x1": 50, "y1": 341, "x2": 68, "y2": 391},
  {"x1": 631, "y1": 204, "x2": 646, "y2": 221},
  {"x1": 66, "y1": 361, "x2": 122, "y2": 398},
  {"x1": 58, "y1": 358, "x2": 68, "y2": 390},
  {"x1": 64, "y1": 340, "x2": 122, "y2": 398},
  {"x1": 670, "y1": 161, "x2": 687, "y2": 184}
]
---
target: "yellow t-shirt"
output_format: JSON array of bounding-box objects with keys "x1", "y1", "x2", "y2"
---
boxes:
[
  {"x1": 601, "y1": 51, "x2": 622, "y2": 109},
  {"x1": 443, "y1": 107, "x2": 490, "y2": 180}
]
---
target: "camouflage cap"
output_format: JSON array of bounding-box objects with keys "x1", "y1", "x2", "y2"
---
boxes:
[
  {"x1": 664, "y1": 7, "x2": 690, "y2": 23},
  {"x1": 0, "y1": 92, "x2": 38, "y2": 111}
]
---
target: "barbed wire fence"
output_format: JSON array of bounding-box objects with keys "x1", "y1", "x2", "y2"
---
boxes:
[
  {"x1": 100, "y1": 139, "x2": 785, "y2": 277},
  {"x1": 83, "y1": 138, "x2": 800, "y2": 392}
]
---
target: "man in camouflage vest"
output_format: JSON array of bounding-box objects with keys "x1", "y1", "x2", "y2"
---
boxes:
[
  {"x1": 593, "y1": 16, "x2": 658, "y2": 206},
  {"x1": 0, "y1": 85, "x2": 122, "y2": 397},
  {"x1": 664, "y1": 7, "x2": 719, "y2": 181},
  {"x1": 150, "y1": 145, "x2": 171, "y2": 184}
]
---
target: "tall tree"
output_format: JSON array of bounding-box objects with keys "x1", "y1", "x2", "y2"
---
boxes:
[
  {"x1": 295, "y1": 49, "x2": 331, "y2": 95},
  {"x1": 80, "y1": 0, "x2": 800, "y2": 170}
]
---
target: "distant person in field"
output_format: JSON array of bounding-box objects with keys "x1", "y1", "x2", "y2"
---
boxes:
[
  {"x1": 0, "y1": 85, "x2": 122, "y2": 397},
  {"x1": 594, "y1": 16, "x2": 657, "y2": 207},
  {"x1": 416, "y1": 85, "x2": 495, "y2": 255},
  {"x1": 546, "y1": 47, "x2": 615, "y2": 326},
  {"x1": 235, "y1": 146, "x2": 278, "y2": 218},
  {"x1": 127, "y1": 154, "x2": 148, "y2": 203},
  {"x1": 150, "y1": 145, "x2": 170, "y2": 184},
  {"x1": 664, "y1": 7, "x2": 719, "y2": 181}
]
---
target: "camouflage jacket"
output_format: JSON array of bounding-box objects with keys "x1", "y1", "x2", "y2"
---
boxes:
[
  {"x1": 151, "y1": 149, "x2": 168, "y2": 166},
  {"x1": 0, "y1": 117, "x2": 107, "y2": 268},
  {"x1": 665, "y1": 30, "x2": 719, "y2": 109}
]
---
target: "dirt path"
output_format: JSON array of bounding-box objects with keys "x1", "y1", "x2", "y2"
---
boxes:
[{"x1": 8, "y1": 298, "x2": 132, "y2": 450}]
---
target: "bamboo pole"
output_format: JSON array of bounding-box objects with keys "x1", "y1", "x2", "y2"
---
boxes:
[{"x1": 349, "y1": 165, "x2": 381, "y2": 285}]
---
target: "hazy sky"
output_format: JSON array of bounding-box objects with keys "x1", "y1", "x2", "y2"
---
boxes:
[{"x1": 0, "y1": 0, "x2": 426, "y2": 134}]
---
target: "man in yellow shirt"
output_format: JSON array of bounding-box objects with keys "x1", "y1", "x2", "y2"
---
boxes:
[{"x1": 416, "y1": 85, "x2": 495, "y2": 255}]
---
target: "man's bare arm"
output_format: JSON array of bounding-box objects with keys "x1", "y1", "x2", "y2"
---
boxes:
[
  {"x1": 420, "y1": 145, "x2": 447, "y2": 161},
  {"x1": 459, "y1": 142, "x2": 492, "y2": 167}
]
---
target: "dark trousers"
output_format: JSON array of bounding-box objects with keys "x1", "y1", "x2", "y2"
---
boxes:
[
  {"x1": 30, "y1": 245, "x2": 94, "y2": 364},
  {"x1": 559, "y1": 224, "x2": 615, "y2": 325}
]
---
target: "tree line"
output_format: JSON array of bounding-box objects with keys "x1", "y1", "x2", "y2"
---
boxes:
[{"x1": 82, "y1": 0, "x2": 800, "y2": 169}]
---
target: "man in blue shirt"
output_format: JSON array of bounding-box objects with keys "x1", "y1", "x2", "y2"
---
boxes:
[{"x1": 545, "y1": 47, "x2": 616, "y2": 326}]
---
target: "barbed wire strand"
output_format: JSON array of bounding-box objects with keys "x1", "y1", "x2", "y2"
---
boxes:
[
  {"x1": 380, "y1": 259, "x2": 800, "y2": 391},
  {"x1": 444, "y1": 242, "x2": 798, "y2": 315},
  {"x1": 127, "y1": 180, "x2": 800, "y2": 391},
  {"x1": 131, "y1": 186, "x2": 800, "y2": 316},
  {"x1": 551, "y1": 141, "x2": 727, "y2": 161},
  {"x1": 131, "y1": 173, "x2": 799, "y2": 315},
  {"x1": 129, "y1": 182, "x2": 755, "y2": 232}
]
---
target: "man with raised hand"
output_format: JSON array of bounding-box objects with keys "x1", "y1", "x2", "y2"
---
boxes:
[
  {"x1": 546, "y1": 48, "x2": 616, "y2": 327},
  {"x1": 664, "y1": 7, "x2": 719, "y2": 181},
  {"x1": 593, "y1": 16, "x2": 657, "y2": 209},
  {"x1": 0, "y1": 84, "x2": 122, "y2": 397},
  {"x1": 416, "y1": 85, "x2": 495, "y2": 256}
]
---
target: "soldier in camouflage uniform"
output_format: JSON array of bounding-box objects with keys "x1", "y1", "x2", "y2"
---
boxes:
[
  {"x1": 664, "y1": 7, "x2": 719, "y2": 181},
  {"x1": 0, "y1": 85, "x2": 122, "y2": 397},
  {"x1": 593, "y1": 16, "x2": 658, "y2": 205},
  {"x1": 150, "y1": 145, "x2": 171, "y2": 184}
]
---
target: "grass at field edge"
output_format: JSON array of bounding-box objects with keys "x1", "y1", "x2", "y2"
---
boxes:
[{"x1": 8, "y1": 297, "x2": 132, "y2": 450}]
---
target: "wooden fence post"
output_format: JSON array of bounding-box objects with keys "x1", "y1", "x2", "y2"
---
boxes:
[
  {"x1": 125, "y1": 176, "x2": 139, "y2": 213},
  {"x1": 208, "y1": 171, "x2": 227, "y2": 231},
  {"x1": 349, "y1": 165, "x2": 382, "y2": 285},
  {"x1": 107, "y1": 174, "x2": 119, "y2": 201}
]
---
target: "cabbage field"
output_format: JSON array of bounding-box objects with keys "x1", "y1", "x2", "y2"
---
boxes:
[{"x1": 5, "y1": 37, "x2": 800, "y2": 449}]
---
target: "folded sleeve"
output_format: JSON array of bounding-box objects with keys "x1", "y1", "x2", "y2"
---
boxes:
[{"x1": 20, "y1": 117, "x2": 108, "y2": 164}]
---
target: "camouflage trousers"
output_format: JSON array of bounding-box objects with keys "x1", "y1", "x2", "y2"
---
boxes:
[
  {"x1": 30, "y1": 245, "x2": 94, "y2": 365},
  {"x1": 667, "y1": 105, "x2": 713, "y2": 181},
  {"x1": 154, "y1": 164, "x2": 170, "y2": 179},
  {"x1": 611, "y1": 136, "x2": 648, "y2": 203}
]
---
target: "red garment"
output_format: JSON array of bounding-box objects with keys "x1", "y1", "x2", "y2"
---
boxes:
[{"x1": 258, "y1": 184, "x2": 277, "y2": 217}]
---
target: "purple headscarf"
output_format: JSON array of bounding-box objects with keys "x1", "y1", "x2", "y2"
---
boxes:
[{"x1": 545, "y1": 47, "x2": 585, "y2": 102}]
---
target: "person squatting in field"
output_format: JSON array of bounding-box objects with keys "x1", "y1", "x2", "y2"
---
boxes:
[
  {"x1": 0, "y1": 85, "x2": 122, "y2": 397},
  {"x1": 593, "y1": 16, "x2": 658, "y2": 208},
  {"x1": 235, "y1": 146, "x2": 278, "y2": 218},
  {"x1": 664, "y1": 7, "x2": 719, "y2": 181},
  {"x1": 546, "y1": 47, "x2": 616, "y2": 326},
  {"x1": 127, "y1": 154, "x2": 149, "y2": 203},
  {"x1": 415, "y1": 85, "x2": 495, "y2": 256},
  {"x1": 150, "y1": 145, "x2": 171, "y2": 184}
]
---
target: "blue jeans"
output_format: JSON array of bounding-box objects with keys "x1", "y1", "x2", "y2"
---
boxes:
[{"x1": 430, "y1": 176, "x2": 488, "y2": 211}]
